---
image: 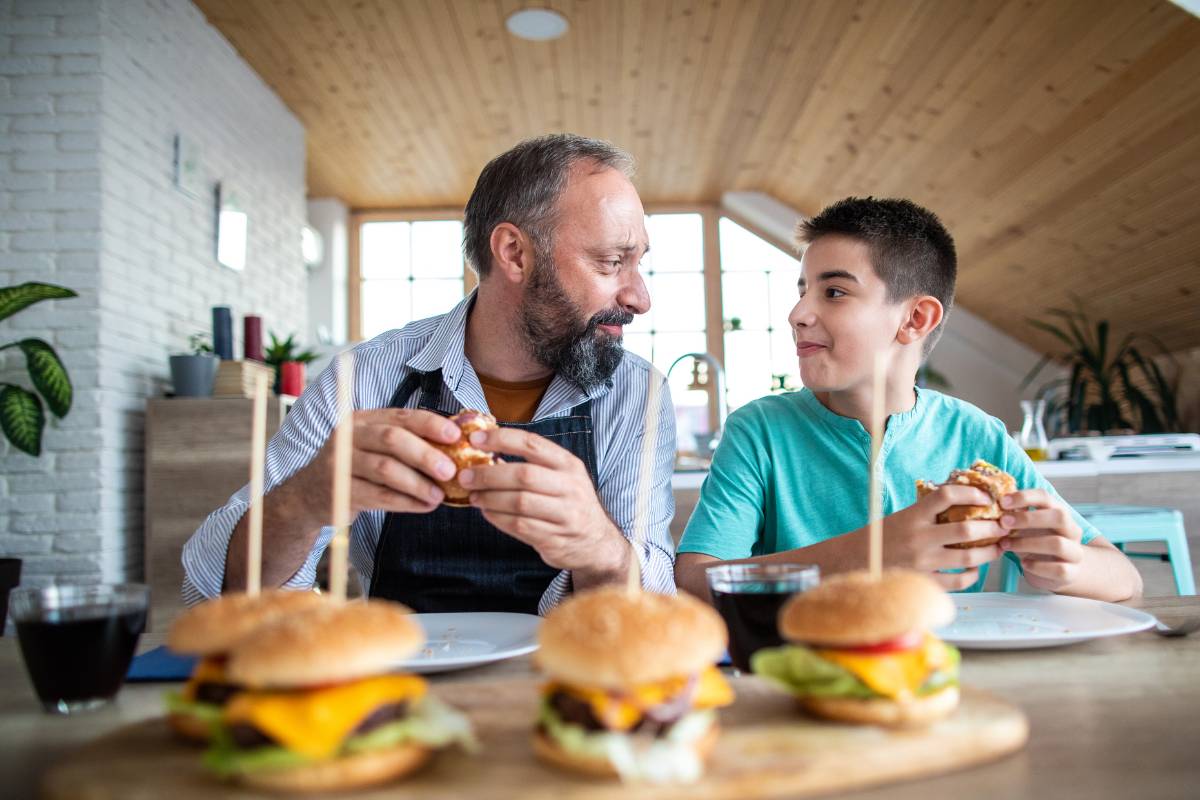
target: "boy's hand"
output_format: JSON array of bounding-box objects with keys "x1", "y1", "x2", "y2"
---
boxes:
[
  {"x1": 996, "y1": 489, "x2": 1085, "y2": 592},
  {"x1": 885, "y1": 485, "x2": 1004, "y2": 590}
]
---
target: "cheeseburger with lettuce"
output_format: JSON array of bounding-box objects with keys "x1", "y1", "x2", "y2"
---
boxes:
[
  {"x1": 535, "y1": 587, "x2": 734, "y2": 782},
  {"x1": 752, "y1": 570, "x2": 960, "y2": 726}
]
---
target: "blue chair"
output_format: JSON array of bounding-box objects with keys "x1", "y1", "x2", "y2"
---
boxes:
[{"x1": 1000, "y1": 504, "x2": 1195, "y2": 595}]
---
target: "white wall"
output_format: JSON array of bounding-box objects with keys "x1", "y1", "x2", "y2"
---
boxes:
[
  {"x1": 305, "y1": 197, "x2": 348, "y2": 349},
  {"x1": 721, "y1": 191, "x2": 1052, "y2": 430},
  {"x1": 0, "y1": 0, "x2": 308, "y2": 589}
]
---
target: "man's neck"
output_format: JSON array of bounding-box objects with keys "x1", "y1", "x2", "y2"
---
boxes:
[{"x1": 464, "y1": 281, "x2": 555, "y2": 383}]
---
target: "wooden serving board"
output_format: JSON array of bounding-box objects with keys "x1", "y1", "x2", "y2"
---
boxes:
[{"x1": 42, "y1": 678, "x2": 1027, "y2": 799}]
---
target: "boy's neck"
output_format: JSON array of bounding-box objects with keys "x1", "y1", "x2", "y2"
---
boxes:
[{"x1": 812, "y1": 375, "x2": 918, "y2": 428}]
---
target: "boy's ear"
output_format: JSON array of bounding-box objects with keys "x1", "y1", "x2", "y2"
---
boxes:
[
  {"x1": 897, "y1": 296, "x2": 944, "y2": 346},
  {"x1": 489, "y1": 222, "x2": 535, "y2": 284}
]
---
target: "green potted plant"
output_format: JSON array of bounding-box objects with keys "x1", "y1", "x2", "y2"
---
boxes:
[
  {"x1": 263, "y1": 332, "x2": 318, "y2": 395},
  {"x1": 169, "y1": 333, "x2": 219, "y2": 397},
  {"x1": 1021, "y1": 299, "x2": 1180, "y2": 436},
  {"x1": 0, "y1": 282, "x2": 75, "y2": 457}
]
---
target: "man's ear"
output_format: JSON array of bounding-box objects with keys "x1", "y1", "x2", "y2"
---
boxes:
[
  {"x1": 489, "y1": 223, "x2": 535, "y2": 284},
  {"x1": 897, "y1": 296, "x2": 944, "y2": 346}
]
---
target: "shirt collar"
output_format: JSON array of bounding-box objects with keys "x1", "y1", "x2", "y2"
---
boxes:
[{"x1": 798, "y1": 385, "x2": 925, "y2": 440}]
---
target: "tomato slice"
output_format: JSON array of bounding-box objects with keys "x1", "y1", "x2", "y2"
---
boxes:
[{"x1": 840, "y1": 630, "x2": 924, "y2": 654}]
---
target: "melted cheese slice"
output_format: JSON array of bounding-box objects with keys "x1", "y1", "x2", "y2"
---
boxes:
[
  {"x1": 817, "y1": 635, "x2": 950, "y2": 701},
  {"x1": 224, "y1": 674, "x2": 428, "y2": 760},
  {"x1": 181, "y1": 656, "x2": 229, "y2": 702},
  {"x1": 545, "y1": 666, "x2": 734, "y2": 732}
]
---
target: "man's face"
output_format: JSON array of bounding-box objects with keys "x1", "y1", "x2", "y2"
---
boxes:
[
  {"x1": 520, "y1": 166, "x2": 651, "y2": 389},
  {"x1": 788, "y1": 235, "x2": 907, "y2": 392}
]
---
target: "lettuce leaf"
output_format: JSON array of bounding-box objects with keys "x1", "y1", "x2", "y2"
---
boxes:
[
  {"x1": 204, "y1": 695, "x2": 476, "y2": 776},
  {"x1": 750, "y1": 646, "x2": 879, "y2": 699},
  {"x1": 163, "y1": 691, "x2": 224, "y2": 724}
]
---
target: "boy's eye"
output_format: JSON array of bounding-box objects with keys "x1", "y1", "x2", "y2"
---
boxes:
[{"x1": 825, "y1": 287, "x2": 846, "y2": 299}]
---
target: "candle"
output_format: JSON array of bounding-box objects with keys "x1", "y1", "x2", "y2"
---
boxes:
[
  {"x1": 243, "y1": 315, "x2": 263, "y2": 362},
  {"x1": 280, "y1": 361, "x2": 304, "y2": 396},
  {"x1": 212, "y1": 306, "x2": 233, "y2": 360}
]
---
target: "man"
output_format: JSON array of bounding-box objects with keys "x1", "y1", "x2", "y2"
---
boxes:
[{"x1": 182, "y1": 134, "x2": 677, "y2": 614}]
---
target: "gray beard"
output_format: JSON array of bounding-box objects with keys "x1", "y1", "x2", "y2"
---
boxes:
[{"x1": 519, "y1": 251, "x2": 631, "y2": 391}]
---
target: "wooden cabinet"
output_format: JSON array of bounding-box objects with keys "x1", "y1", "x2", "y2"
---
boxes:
[{"x1": 143, "y1": 397, "x2": 287, "y2": 631}]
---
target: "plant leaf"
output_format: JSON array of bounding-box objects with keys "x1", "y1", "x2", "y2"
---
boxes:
[
  {"x1": 18, "y1": 339, "x2": 72, "y2": 417},
  {"x1": 0, "y1": 282, "x2": 77, "y2": 322},
  {"x1": 0, "y1": 384, "x2": 44, "y2": 456},
  {"x1": 1026, "y1": 318, "x2": 1076, "y2": 350}
]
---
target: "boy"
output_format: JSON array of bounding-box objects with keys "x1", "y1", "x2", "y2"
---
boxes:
[{"x1": 676, "y1": 198, "x2": 1142, "y2": 602}]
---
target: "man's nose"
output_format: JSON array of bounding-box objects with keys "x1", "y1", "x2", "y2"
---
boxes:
[{"x1": 618, "y1": 269, "x2": 651, "y2": 316}]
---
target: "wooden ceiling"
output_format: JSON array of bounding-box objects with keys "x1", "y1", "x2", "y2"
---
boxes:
[{"x1": 194, "y1": 0, "x2": 1200, "y2": 355}]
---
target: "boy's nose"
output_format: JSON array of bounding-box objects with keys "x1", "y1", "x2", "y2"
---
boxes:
[{"x1": 788, "y1": 299, "x2": 815, "y2": 328}]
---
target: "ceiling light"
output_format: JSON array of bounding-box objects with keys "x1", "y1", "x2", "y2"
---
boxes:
[{"x1": 506, "y1": 8, "x2": 569, "y2": 41}]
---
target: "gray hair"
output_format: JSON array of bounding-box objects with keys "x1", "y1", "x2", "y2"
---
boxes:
[{"x1": 462, "y1": 134, "x2": 635, "y2": 278}]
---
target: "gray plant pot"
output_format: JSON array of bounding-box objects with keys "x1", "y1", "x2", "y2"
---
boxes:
[{"x1": 169, "y1": 354, "x2": 218, "y2": 397}]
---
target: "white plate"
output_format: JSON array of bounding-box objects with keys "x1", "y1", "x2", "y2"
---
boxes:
[
  {"x1": 393, "y1": 612, "x2": 541, "y2": 674},
  {"x1": 934, "y1": 592, "x2": 1155, "y2": 650}
]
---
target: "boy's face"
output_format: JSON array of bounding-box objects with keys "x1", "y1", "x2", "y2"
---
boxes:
[{"x1": 789, "y1": 235, "x2": 909, "y2": 392}]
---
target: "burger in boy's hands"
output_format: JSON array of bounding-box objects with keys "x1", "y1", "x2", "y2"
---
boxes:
[
  {"x1": 916, "y1": 459, "x2": 1017, "y2": 548},
  {"x1": 431, "y1": 409, "x2": 498, "y2": 506}
]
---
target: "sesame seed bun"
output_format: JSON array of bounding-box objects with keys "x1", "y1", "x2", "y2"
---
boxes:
[
  {"x1": 434, "y1": 409, "x2": 498, "y2": 506},
  {"x1": 778, "y1": 569, "x2": 954, "y2": 647},
  {"x1": 531, "y1": 720, "x2": 720, "y2": 778},
  {"x1": 226, "y1": 599, "x2": 424, "y2": 689},
  {"x1": 537, "y1": 587, "x2": 727, "y2": 689},
  {"x1": 167, "y1": 590, "x2": 328, "y2": 656},
  {"x1": 238, "y1": 742, "x2": 432, "y2": 793},
  {"x1": 799, "y1": 686, "x2": 960, "y2": 727},
  {"x1": 917, "y1": 460, "x2": 1017, "y2": 548}
]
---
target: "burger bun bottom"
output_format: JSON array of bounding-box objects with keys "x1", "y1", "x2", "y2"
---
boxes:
[
  {"x1": 237, "y1": 743, "x2": 433, "y2": 793},
  {"x1": 532, "y1": 722, "x2": 720, "y2": 779},
  {"x1": 800, "y1": 686, "x2": 960, "y2": 727}
]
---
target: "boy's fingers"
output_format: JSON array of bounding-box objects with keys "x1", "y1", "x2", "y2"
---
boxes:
[
  {"x1": 1003, "y1": 534, "x2": 1081, "y2": 562},
  {"x1": 925, "y1": 484, "x2": 993, "y2": 514},
  {"x1": 1000, "y1": 488, "x2": 1052, "y2": 510},
  {"x1": 1000, "y1": 507, "x2": 1075, "y2": 535},
  {"x1": 931, "y1": 568, "x2": 981, "y2": 591},
  {"x1": 939, "y1": 519, "x2": 1005, "y2": 546}
]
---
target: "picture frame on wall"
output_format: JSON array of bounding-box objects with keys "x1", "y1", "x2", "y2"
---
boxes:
[{"x1": 215, "y1": 182, "x2": 247, "y2": 272}]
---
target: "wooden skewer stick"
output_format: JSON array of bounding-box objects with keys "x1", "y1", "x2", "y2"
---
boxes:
[
  {"x1": 245, "y1": 370, "x2": 270, "y2": 597},
  {"x1": 868, "y1": 351, "x2": 887, "y2": 580},
  {"x1": 329, "y1": 351, "x2": 355, "y2": 602},
  {"x1": 627, "y1": 368, "x2": 664, "y2": 594}
]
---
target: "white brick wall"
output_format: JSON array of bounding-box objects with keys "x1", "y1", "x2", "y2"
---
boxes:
[{"x1": 1, "y1": 0, "x2": 307, "y2": 591}]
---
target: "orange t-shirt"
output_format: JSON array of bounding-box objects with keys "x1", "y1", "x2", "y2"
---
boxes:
[{"x1": 476, "y1": 371, "x2": 554, "y2": 424}]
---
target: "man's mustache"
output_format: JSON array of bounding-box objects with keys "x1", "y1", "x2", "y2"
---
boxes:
[{"x1": 589, "y1": 308, "x2": 635, "y2": 328}]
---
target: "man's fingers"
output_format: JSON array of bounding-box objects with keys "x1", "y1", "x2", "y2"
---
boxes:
[
  {"x1": 479, "y1": 509, "x2": 558, "y2": 546},
  {"x1": 1003, "y1": 534, "x2": 1080, "y2": 562},
  {"x1": 350, "y1": 477, "x2": 439, "y2": 515},
  {"x1": 369, "y1": 407, "x2": 462, "y2": 444},
  {"x1": 352, "y1": 450, "x2": 444, "y2": 505},
  {"x1": 357, "y1": 424, "x2": 457, "y2": 482},
  {"x1": 468, "y1": 427, "x2": 573, "y2": 468},
  {"x1": 468, "y1": 489, "x2": 565, "y2": 524},
  {"x1": 459, "y1": 461, "x2": 561, "y2": 495},
  {"x1": 931, "y1": 568, "x2": 981, "y2": 591}
]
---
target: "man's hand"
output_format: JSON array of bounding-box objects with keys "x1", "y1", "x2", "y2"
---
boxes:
[
  {"x1": 291, "y1": 407, "x2": 463, "y2": 526},
  {"x1": 884, "y1": 484, "x2": 1005, "y2": 590},
  {"x1": 996, "y1": 489, "x2": 1085, "y2": 593},
  {"x1": 459, "y1": 427, "x2": 631, "y2": 588}
]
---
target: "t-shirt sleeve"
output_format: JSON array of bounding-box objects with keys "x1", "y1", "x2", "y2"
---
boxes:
[
  {"x1": 676, "y1": 407, "x2": 769, "y2": 561},
  {"x1": 996, "y1": 423, "x2": 1099, "y2": 545}
]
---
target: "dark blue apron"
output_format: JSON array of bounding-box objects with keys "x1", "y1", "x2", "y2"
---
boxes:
[{"x1": 368, "y1": 368, "x2": 599, "y2": 613}]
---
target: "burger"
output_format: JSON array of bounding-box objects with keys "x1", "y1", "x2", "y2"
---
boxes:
[
  {"x1": 203, "y1": 599, "x2": 474, "y2": 792},
  {"x1": 916, "y1": 459, "x2": 1017, "y2": 548},
  {"x1": 433, "y1": 409, "x2": 498, "y2": 506},
  {"x1": 534, "y1": 587, "x2": 734, "y2": 783},
  {"x1": 751, "y1": 570, "x2": 960, "y2": 727},
  {"x1": 166, "y1": 589, "x2": 328, "y2": 742}
]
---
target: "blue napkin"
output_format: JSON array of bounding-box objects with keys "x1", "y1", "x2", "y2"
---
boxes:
[{"x1": 126, "y1": 645, "x2": 198, "y2": 682}]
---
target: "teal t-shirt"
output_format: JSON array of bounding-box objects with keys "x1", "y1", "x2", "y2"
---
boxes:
[{"x1": 677, "y1": 387, "x2": 1097, "y2": 590}]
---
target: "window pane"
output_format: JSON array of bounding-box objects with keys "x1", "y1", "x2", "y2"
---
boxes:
[
  {"x1": 651, "y1": 273, "x2": 705, "y2": 331},
  {"x1": 622, "y1": 333, "x2": 653, "y2": 366},
  {"x1": 768, "y1": 266, "x2": 802, "y2": 324},
  {"x1": 626, "y1": 308, "x2": 653, "y2": 335},
  {"x1": 770, "y1": 327, "x2": 802, "y2": 391},
  {"x1": 411, "y1": 278, "x2": 464, "y2": 319},
  {"x1": 724, "y1": 330, "x2": 773, "y2": 410},
  {"x1": 646, "y1": 213, "x2": 703, "y2": 273},
  {"x1": 721, "y1": 272, "x2": 769, "y2": 331},
  {"x1": 411, "y1": 220, "x2": 464, "y2": 278},
  {"x1": 361, "y1": 222, "x2": 411, "y2": 280},
  {"x1": 361, "y1": 280, "x2": 411, "y2": 340},
  {"x1": 719, "y1": 217, "x2": 797, "y2": 273},
  {"x1": 651, "y1": 331, "x2": 707, "y2": 377}
]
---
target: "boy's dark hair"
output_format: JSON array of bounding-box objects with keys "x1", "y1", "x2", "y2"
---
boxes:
[{"x1": 796, "y1": 197, "x2": 957, "y2": 354}]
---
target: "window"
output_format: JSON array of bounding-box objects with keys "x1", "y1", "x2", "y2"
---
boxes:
[
  {"x1": 719, "y1": 217, "x2": 803, "y2": 411},
  {"x1": 358, "y1": 219, "x2": 465, "y2": 340}
]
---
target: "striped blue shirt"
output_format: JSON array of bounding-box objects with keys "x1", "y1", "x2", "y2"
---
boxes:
[{"x1": 181, "y1": 292, "x2": 678, "y2": 613}]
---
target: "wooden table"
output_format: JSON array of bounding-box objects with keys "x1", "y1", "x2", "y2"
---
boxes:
[{"x1": 2, "y1": 597, "x2": 1197, "y2": 799}]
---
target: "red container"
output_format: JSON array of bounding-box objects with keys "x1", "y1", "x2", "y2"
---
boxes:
[{"x1": 280, "y1": 360, "x2": 304, "y2": 396}]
